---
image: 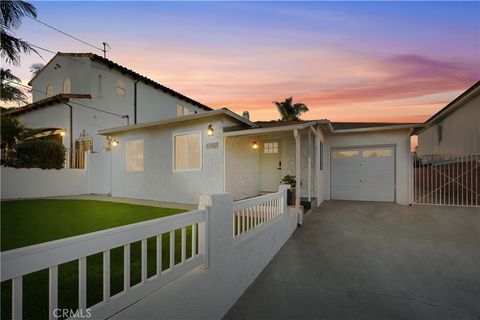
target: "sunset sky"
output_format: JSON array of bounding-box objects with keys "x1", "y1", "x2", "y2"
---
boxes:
[{"x1": 6, "y1": 1, "x2": 480, "y2": 123}]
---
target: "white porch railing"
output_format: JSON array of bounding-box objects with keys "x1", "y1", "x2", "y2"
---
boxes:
[
  {"x1": 232, "y1": 189, "x2": 286, "y2": 240},
  {"x1": 0, "y1": 208, "x2": 207, "y2": 320}
]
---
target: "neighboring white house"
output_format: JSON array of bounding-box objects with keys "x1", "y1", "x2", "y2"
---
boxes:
[
  {"x1": 415, "y1": 81, "x2": 480, "y2": 157},
  {"x1": 5, "y1": 53, "x2": 212, "y2": 155},
  {"x1": 99, "y1": 112, "x2": 422, "y2": 206}
]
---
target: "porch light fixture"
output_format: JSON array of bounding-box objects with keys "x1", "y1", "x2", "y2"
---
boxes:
[
  {"x1": 60, "y1": 130, "x2": 66, "y2": 137},
  {"x1": 111, "y1": 140, "x2": 119, "y2": 147},
  {"x1": 207, "y1": 124, "x2": 214, "y2": 136},
  {"x1": 252, "y1": 141, "x2": 258, "y2": 150}
]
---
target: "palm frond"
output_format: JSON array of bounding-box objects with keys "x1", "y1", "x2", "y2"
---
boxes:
[
  {"x1": 0, "y1": 29, "x2": 38, "y2": 66},
  {"x1": 0, "y1": 0, "x2": 37, "y2": 29}
]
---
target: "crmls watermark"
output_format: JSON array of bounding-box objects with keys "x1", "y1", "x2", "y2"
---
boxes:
[{"x1": 53, "y1": 308, "x2": 92, "y2": 318}]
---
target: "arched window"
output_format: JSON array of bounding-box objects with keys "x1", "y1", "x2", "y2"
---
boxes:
[
  {"x1": 46, "y1": 84, "x2": 54, "y2": 97},
  {"x1": 63, "y1": 78, "x2": 71, "y2": 93}
]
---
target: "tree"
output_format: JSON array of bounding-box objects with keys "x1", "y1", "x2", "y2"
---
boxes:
[
  {"x1": 0, "y1": 0, "x2": 38, "y2": 66},
  {"x1": 0, "y1": 0, "x2": 38, "y2": 104},
  {"x1": 273, "y1": 97, "x2": 309, "y2": 121},
  {"x1": 29, "y1": 62, "x2": 44, "y2": 76},
  {"x1": 1, "y1": 68, "x2": 27, "y2": 102}
]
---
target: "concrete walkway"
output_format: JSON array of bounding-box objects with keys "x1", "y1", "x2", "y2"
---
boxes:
[
  {"x1": 224, "y1": 201, "x2": 480, "y2": 320},
  {"x1": 48, "y1": 194, "x2": 197, "y2": 210}
]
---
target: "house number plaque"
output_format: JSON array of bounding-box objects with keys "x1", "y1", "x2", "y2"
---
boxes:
[{"x1": 206, "y1": 142, "x2": 219, "y2": 149}]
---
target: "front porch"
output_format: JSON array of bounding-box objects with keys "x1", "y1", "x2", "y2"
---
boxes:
[{"x1": 223, "y1": 122, "x2": 322, "y2": 220}]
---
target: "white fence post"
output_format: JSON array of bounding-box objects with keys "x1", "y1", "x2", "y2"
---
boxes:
[
  {"x1": 199, "y1": 193, "x2": 233, "y2": 269},
  {"x1": 279, "y1": 184, "x2": 291, "y2": 216}
]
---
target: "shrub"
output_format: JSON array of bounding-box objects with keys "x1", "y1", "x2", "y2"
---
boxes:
[{"x1": 13, "y1": 140, "x2": 66, "y2": 169}]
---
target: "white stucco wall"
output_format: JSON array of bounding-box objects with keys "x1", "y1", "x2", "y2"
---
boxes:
[
  {"x1": 26, "y1": 55, "x2": 211, "y2": 152},
  {"x1": 111, "y1": 193, "x2": 298, "y2": 320},
  {"x1": 31, "y1": 55, "x2": 91, "y2": 101},
  {"x1": 324, "y1": 129, "x2": 412, "y2": 205},
  {"x1": 1, "y1": 167, "x2": 87, "y2": 199},
  {"x1": 417, "y1": 96, "x2": 480, "y2": 156},
  {"x1": 109, "y1": 115, "x2": 237, "y2": 204},
  {"x1": 224, "y1": 135, "x2": 261, "y2": 200},
  {"x1": 225, "y1": 130, "x2": 318, "y2": 201},
  {"x1": 19, "y1": 98, "x2": 127, "y2": 152}
]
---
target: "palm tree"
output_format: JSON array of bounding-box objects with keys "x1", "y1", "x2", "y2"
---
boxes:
[
  {"x1": 0, "y1": 0, "x2": 38, "y2": 66},
  {"x1": 1, "y1": 68, "x2": 27, "y2": 103},
  {"x1": 273, "y1": 97, "x2": 309, "y2": 121}
]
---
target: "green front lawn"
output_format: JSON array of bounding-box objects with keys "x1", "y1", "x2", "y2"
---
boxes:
[{"x1": 1, "y1": 199, "x2": 192, "y2": 319}]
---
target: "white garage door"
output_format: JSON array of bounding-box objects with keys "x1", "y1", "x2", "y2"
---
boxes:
[{"x1": 331, "y1": 146, "x2": 395, "y2": 202}]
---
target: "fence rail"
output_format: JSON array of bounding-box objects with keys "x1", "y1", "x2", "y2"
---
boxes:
[
  {"x1": 1, "y1": 208, "x2": 207, "y2": 320},
  {"x1": 412, "y1": 153, "x2": 480, "y2": 207},
  {"x1": 232, "y1": 190, "x2": 286, "y2": 239}
]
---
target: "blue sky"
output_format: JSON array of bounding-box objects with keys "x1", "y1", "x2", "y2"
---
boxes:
[{"x1": 8, "y1": 1, "x2": 480, "y2": 122}]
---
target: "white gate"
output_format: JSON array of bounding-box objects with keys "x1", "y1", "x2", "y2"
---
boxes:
[
  {"x1": 87, "y1": 151, "x2": 112, "y2": 194},
  {"x1": 412, "y1": 153, "x2": 480, "y2": 207}
]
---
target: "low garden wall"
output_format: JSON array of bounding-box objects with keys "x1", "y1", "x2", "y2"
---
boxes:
[{"x1": 1, "y1": 167, "x2": 88, "y2": 199}]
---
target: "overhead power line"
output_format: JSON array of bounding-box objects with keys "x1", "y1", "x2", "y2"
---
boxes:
[
  {"x1": 27, "y1": 17, "x2": 110, "y2": 57},
  {"x1": 7, "y1": 82, "x2": 129, "y2": 121},
  {"x1": 28, "y1": 16, "x2": 103, "y2": 52},
  {"x1": 30, "y1": 44, "x2": 57, "y2": 55}
]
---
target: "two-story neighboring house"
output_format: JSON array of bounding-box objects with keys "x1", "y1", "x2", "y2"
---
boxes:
[
  {"x1": 415, "y1": 81, "x2": 480, "y2": 158},
  {"x1": 6, "y1": 52, "x2": 212, "y2": 159}
]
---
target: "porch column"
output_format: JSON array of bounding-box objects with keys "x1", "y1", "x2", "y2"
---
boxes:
[
  {"x1": 308, "y1": 129, "x2": 312, "y2": 202},
  {"x1": 310, "y1": 126, "x2": 320, "y2": 206},
  {"x1": 294, "y1": 129, "x2": 302, "y2": 225}
]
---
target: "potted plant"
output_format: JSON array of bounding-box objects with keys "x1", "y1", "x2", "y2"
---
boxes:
[{"x1": 280, "y1": 175, "x2": 296, "y2": 205}]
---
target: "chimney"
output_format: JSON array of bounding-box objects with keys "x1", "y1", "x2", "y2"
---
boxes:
[{"x1": 242, "y1": 111, "x2": 250, "y2": 120}]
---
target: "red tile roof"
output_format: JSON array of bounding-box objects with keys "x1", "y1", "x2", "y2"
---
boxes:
[{"x1": 5, "y1": 94, "x2": 92, "y2": 115}]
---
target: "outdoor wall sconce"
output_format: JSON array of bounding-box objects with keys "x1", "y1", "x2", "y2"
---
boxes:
[
  {"x1": 111, "y1": 140, "x2": 119, "y2": 147},
  {"x1": 207, "y1": 124, "x2": 214, "y2": 136},
  {"x1": 252, "y1": 141, "x2": 259, "y2": 149},
  {"x1": 60, "y1": 130, "x2": 66, "y2": 137}
]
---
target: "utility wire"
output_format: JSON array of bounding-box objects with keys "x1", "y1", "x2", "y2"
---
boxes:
[
  {"x1": 7, "y1": 82, "x2": 129, "y2": 120},
  {"x1": 30, "y1": 44, "x2": 57, "y2": 55},
  {"x1": 28, "y1": 16, "x2": 104, "y2": 53}
]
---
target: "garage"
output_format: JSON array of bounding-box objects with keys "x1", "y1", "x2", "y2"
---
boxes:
[{"x1": 331, "y1": 146, "x2": 395, "y2": 202}]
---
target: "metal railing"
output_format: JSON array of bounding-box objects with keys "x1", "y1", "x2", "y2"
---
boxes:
[{"x1": 412, "y1": 153, "x2": 480, "y2": 207}]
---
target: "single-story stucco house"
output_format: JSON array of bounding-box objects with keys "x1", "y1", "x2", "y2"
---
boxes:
[{"x1": 98, "y1": 109, "x2": 423, "y2": 210}]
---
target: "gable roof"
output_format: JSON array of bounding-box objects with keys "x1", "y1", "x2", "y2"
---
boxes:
[
  {"x1": 28, "y1": 52, "x2": 213, "y2": 112},
  {"x1": 414, "y1": 81, "x2": 480, "y2": 135},
  {"x1": 98, "y1": 108, "x2": 258, "y2": 136},
  {"x1": 4, "y1": 94, "x2": 92, "y2": 115},
  {"x1": 331, "y1": 122, "x2": 420, "y2": 131}
]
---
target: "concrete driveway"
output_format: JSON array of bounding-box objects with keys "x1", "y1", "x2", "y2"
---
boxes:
[{"x1": 224, "y1": 201, "x2": 480, "y2": 320}]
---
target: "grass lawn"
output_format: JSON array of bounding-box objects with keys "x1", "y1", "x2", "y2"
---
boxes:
[{"x1": 1, "y1": 199, "x2": 193, "y2": 320}]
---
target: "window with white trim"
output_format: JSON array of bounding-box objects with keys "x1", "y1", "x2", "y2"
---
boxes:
[
  {"x1": 174, "y1": 132, "x2": 201, "y2": 170},
  {"x1": 176, "y1": 104, "x2": 193, "y2": 117},
  {"x1": 63, "y1": 78, "x2": 71, "y2": 93},
  {"x1": 116, "y1": 79, "x2": 126, "y2": 96},
  {"x1": 125, "y1": 139, "x2": 144, "y2": 171},
  {"x1": 46, "y1": 84, "x2": 54, "y2": 97}
]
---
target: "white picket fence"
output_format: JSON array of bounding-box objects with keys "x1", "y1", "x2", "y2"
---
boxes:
[
  {"x1": 1, "y1": 187, "x2": 292, "y2": 320},
  {"x1": 232, "y1": 190, "x2": 286, "y2": 240},
  {"x1": 1, "y1": 209, "x2": 207, "y2": 320}
]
